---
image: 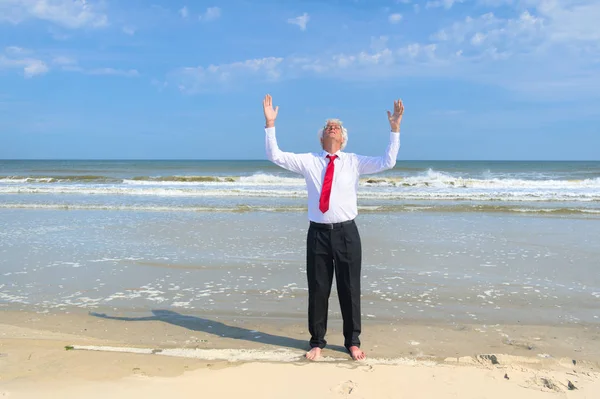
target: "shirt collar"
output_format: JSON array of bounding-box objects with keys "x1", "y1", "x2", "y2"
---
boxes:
[{"x1": 321, "y1": 150, "x2": 344, "y2": 160}]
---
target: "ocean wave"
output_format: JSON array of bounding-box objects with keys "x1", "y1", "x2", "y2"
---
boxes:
[
  {"x1": 0, "y1": 175, "x2": 122, "y2": 183},
  {"x1": 3, "y1": 169, "x2": 599, "y2": 190},
  {"x1": 129, "y1": 176, "x2": 236, "y2": 183},
  {"x1": 238, "y1": 173, "x2": 304, "y2": 185},
  {"x1": 126, "y1": 173, "x2": 305, "y2": 185},
  {"x1": 0, "y1": 203, "x2": 305, "y2": 213},
  {"x1": 1, "y1": 173, "x2": 304, "y2": 185},
  {"x1": 1, "y1": 184, "x2": 599, "y2": 202},
  {"x1": 362, "y1": 169, "x2": 600, "y2": 189},
  {"x1": 1, "y1": 202, "x2": 598, "y2": 215}
]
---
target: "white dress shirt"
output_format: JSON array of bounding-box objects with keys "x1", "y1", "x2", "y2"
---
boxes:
[{"x1": 265, "y1": 127, "x2": 400, "y2": 223}]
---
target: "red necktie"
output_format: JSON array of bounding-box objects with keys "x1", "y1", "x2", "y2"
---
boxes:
[{"x1": 319, "y1": 155, "x2": 337, "y2": 213}]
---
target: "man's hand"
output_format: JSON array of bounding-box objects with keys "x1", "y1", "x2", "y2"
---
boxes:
[
  {"x1": 263, "y1": 94, "x2": 279, "y2": 128},
  {"x1": 387, "y1": 99, "x2": 404, "y2": 133}
]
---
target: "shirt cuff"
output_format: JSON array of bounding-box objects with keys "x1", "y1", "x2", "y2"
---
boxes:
[
  {"x1": 390, "y1": 131, "x2": 400, "y2": 138},
  {"x1": 265, "y1": 127, "x2": 276, "y2": 134}
]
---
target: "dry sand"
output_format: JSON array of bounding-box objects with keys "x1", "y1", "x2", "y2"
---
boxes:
[{"x1": 1, "y1": 310, "x2": 599, "y2": 398}]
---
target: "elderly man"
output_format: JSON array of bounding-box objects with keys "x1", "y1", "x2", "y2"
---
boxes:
[{"x1": 263, "y1": 94, "x2": 403, "y2": 361}]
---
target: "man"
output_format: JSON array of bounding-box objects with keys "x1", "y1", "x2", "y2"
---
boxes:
[{"x1": 263, "y1": 94, "x2": 403, "y2": 361}]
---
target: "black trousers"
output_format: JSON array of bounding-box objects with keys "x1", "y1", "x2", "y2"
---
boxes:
[{"x1": 306, "y1": 219, "x2": 362, "y2": 350}]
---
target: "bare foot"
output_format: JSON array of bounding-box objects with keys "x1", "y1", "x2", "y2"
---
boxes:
[
  {"x1": 349, "y1": 346, "x2": 366, "y2": 361},
  {"x1": 305, "y1": 347, "x2": 322, "y2": 361}
]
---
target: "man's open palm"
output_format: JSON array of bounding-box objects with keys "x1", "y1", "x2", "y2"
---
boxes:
[
  {"x1": 387, "y1": 99, "x2": 404, "y2": 132},
  {"x1": 263, "y1": 94, "x2": 279, "y2": 123}
]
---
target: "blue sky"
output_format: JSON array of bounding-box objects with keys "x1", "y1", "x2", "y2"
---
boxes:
[{"x1": 1, "y1": 0, "x2": 599, "y2": 160}]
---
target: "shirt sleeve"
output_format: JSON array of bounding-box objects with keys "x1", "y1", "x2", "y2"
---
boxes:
[
  {"x1": 356, "y1": 132, "x2": 400, "y2": 175},
  {"x1": 265, "y1": 127, "x2": 307, "y2": 175}
]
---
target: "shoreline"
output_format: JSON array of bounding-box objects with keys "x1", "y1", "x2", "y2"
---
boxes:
[
  {"x1": 2, "y1": 309, "x2": 599, "y2": 361},
  {"x1": 1, "y1": 310, "x2": 599, "y2": 398}
]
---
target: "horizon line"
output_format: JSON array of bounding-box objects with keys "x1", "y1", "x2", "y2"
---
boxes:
[{"x1": 1, "y1": 158, "x2": 599, "y2": 162}]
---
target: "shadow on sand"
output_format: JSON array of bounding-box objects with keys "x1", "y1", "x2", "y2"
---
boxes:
[{"x1": 89, "y1": 309, "x2": 348, "y2": 355}]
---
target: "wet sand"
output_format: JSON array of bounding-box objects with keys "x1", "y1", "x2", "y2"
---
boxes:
[{"x1": 1, "y1": 310, "x2": 599, "y2": 398}]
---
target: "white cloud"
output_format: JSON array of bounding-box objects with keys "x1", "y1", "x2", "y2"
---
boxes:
[
  {"x1": 419, "y1": 1, "x2": 600, "y2": 99},
  {"x1": 534, "y1": 0, "x2": 600, "y2": 42},
  {"x1": 389, "y1": 13, "x2": 403, "y2": 23},
  {"x1": 471, "y1": 32, "x2": 486, "y2": 45},
  {"x1": 0, "y1": 0, "x2": 108, "y2": 29},
  {"x1": 151, "y1": 78, "x2": 168, "y2": 91},
  {"x1": 167, "y1": 0, "x2": 600, "y2": 100},
  {"x1": 87, "y1": 68, "x2": 139, "y2": 77},
  {"x1": 23, "y1": 59, "x2": 49, "y2": 77},
  {"x1": 199, "y1": 6, "x2": 221, "y2": 22},
  {"x1": 1, "y1": 48, "x2": 139, "y2": 79},
  {"x1": 122, "y1": 26, "x2": 136, "y2": 35},
  {"x1": 430, "y1": 10, "x2": 543, "y2": 56},
  {"x1": 334, "y1": 48, "x2": 396, "y2": 68},
  {"x1": 168, "y1": 42, "x2": 443, "y2": 93},
  {"x1": 477, "y1": 0, "x2": 515, "y2": 6},
  {"x1": 169, "y1": 57, "x2": 284, "y2": 93},
  {"x1": 287, "y1": 13, "x2": 309, "y2": 31},
  {"x1": 179, "y1": 6, "x2": 189, "y2": 19},
  {"x1": 5, "y1": 46, "x2": 29, "y2": 55},
  {"x1": 51, "y1": 55, "x2": 76, "y2": 65},
  {"x1": 305, "y1": 43, "x2": 438, "y2": 76},
  {"x1": 370, "y1": 36, "x2": 389, "y2": 52},
  {"x1": 476, "y1": 0, "x2": 600, "y2": 42},
  {"x1": 426, "y1": 0, "x2": 464, "y2": 9},
  {"x1": 55, "y1": 57, "x2": 139, "y2": 77},
  {"x1": 0, "y1": 50, "x2": 49, "y2": 78}
]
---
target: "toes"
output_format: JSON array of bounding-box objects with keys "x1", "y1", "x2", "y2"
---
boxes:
[
  {"x1": 350, "y1": 349, "x2": 365, "y2": 361},
  {"x1": 306, "y1": 349, "x2": 320, "y2": 361}
]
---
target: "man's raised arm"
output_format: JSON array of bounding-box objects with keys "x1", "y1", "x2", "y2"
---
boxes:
[
  {"x1": 356, "y1": 99, "x2": 404, "y2": 175},
  {"x1": 264, "y1": 94, "x2": 307, "y2": 175}
]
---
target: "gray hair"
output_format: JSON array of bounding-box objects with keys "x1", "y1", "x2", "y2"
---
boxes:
[{"x1": 318, "y1": 118, "x2": 348, "y2": 150}]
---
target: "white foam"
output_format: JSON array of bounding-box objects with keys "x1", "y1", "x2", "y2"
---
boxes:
[
  {"x1": 2, "y1": 185, "x2": 599, "y2": 203},
  {"x1": 90, "y1": 258, "x2": 128, "y2": 263},
  {"x1": 7, "y1": 169, "x2": 600, "y2": 190},
  {"x1": 171, "y1": 301, "x2": 192, "y2": 308},
  {"x1": 0, "y1": 292, "x2": 29, "y2": 304},
  {"x1": 68, "y1": 345, "x2": 438, "y2": 365},
  {"x1": 71, "y1": 345, "x2": 305, "y2": 362},
  {"x1": 375, "y1": 169, "x2": 600, "y2": 190},
  {"x1": 239, "y1": 173, "x2": 304, "y2": 185}
]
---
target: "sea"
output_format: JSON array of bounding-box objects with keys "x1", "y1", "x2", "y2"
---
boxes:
[
  {"x1": 1, "y1": 160, "x2": 600, "y2": 214},
  {"x1": 1, "y1": 160, "x2": 599, "y2": 327}
]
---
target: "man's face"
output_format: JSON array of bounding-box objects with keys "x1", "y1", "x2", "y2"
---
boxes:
[{"x1": 322, "y1": 122, "x2": 343, "y2": 146}]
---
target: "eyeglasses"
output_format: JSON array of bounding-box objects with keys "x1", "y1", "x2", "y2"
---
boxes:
[{"x1": 324, "y1": 124, "x2": 341, "y2": 130}]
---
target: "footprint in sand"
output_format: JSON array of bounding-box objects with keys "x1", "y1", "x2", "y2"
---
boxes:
[
  {"x1": 132, "y1": 367, "x2": 148, "y2": 377},
  {"x1": 333, "y1": 380, "x2": 357, "y2": 395}
]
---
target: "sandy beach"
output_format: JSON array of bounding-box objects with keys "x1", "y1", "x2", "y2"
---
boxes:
[{"x1": 1, "y1": 310, "x2": 599, "y2": 398}]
